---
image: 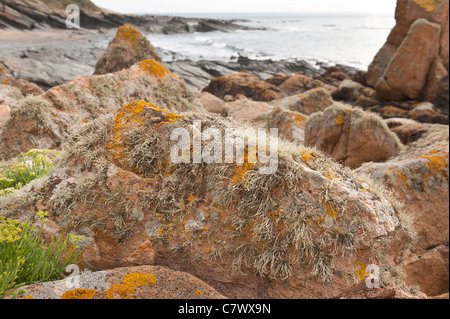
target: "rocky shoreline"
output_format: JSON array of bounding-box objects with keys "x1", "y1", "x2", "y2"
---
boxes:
[{"x1": 0, "y1": 0, "x2": 448, "y2": 301}]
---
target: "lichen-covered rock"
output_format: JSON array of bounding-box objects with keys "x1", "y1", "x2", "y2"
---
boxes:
[
  {"x1": 355, "y1": 125, "x2": 449, "y2": 297},
  {"x1": 94, "y1": 24, "x2": 162, "y2": 75},
  {"x1": 14, "y1": 266, "x2": 226, "y2": 299},
  {"x1": 355, "y1": 125, "x2": 449, "y2": 252},
  {"x1": 226, "y1": 95, "x2": 273, "y2": 128},
  {"x1": 267, "y1": 107, "x2": 308, "y2": 144},
  {"x1": 305, "y1": 103, "x2": 404, "y2": 168},
  {"x1": 0, "y1": 100, "x2": 419, "y2": 299},
  {"x1": 271, "y1": 87, "x2": 333, "y2": 116},
  {"x1": 0, "y1": 59, "x2": 202, "y2": 160},
  {"x1": 407, "y1": 101, "x2": 448, "y2": 124},
  {"x1": 277, "y1": 73, "x2": 331, "y2": 96},
  {"x1": 202, "y1": 72, "x2": 284, "y2": 102}
]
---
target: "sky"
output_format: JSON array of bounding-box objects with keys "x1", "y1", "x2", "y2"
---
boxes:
[{"x1": 91, "y1": 0, "x2": 397, "y2": 14}]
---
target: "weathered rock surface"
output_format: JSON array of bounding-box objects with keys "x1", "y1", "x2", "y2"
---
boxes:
[
  {"x1": 0, "y1": 62, "x2": 43, "y2": 97},
  {"x1": 305, "y1": 103, "x2": 404, "y2": 168},
  {"x1": 402, "y1": 245, "x2": 449, "y2": 297},
  {"x1": 356, "y1": 126, "x2": 449, "y2": 296},
  {"x1": 14, "y1": 266, "x2": 226, "y2": 299},
  {"x1": 267, "y1": 107, "x2": 308, "y2": 144},
  {"x1": 376, "y1": 19, "x2": 442, "y2": 100},
  {"x1": 225, "y1": 96, "x2": 274, "y2": 128},
  {"x1": 196, "y1": 91, "x2": 227, "y2": 117},
  {"x1": 203, "y1": 72, "x2": 285, "y2": 102},
  {"x1": 385, "y1": 117, "x2": 431, "y2": 145},
  {"x1": 94, "y1": 24, "x2": 162, "y2": 75},
  {"x1": 0, "y1": 100, "x2": 418, "y2": 299},
  {"x1": 0, "y1": 59, "x2": 202, "y2": 160},
  {"x1": 271, "y1": 88, "x2": 334, "y2": 116},
  {"x1": 366, "y1": 0, "x2": 449, "y2": 108}
]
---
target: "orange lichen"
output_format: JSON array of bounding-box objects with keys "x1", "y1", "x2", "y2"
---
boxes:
[
  {"x1": 302, "y1": 152, "x2": 318, "y2": 163},
  {"x1": 61, "y1": 288, "x2": 96, "y2": 300},
  {"x1": 122, "y1": 273, "x2": 157, "y2": 287},
  {"x1": 420, "y1": 155, "x2": 446, "y2": 175},
  {"x1": 140, "y1": 59, "x2": 174, "y2": 79},
  {"x1": 113, "y1": 24, "x2": 143, "y2": 47},
  {"x1": 105, "y1": 284, "x2": 136, "y2": 300},
  {"x1": 354, "y1": 261, "x2": 369, "y2": 281},
  {"x1": 21, "y1": 295, "x2": 33, "y2": 299},
  {"x1": 158, "y1": 112, "x2": 184, "y2": 126},
  {"x1": 414, "y1": 0, "x2": 440, "y2": 11},
  {"x1": 334, "y1": 115, "x2": 345, "y2": 125}
]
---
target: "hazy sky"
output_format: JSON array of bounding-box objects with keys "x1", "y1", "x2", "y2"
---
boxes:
[{"x1": 91, "y1": 0, "x2": 397, "y2": 14}]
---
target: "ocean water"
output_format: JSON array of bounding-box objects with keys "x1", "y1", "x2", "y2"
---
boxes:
[{"x1": 147, "y1": 13, "x2": 395, "y2": 70}]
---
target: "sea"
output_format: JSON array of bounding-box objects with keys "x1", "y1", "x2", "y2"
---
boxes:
[{"x1": 146, "y1": 12, "x2": 395, "y2": 70}]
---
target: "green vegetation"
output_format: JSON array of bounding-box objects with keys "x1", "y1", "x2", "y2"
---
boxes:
[
  {"x1": 0, "y1": 211, "x2": 81, "y2": 299},
  {"x1": 0, "y1": 149, "x2": 60, "y2": 197}
]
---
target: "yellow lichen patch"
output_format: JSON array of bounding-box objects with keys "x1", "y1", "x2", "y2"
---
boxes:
[
  {"x1": 61, "y1": 288, "x2": 96, "y2": 300},
  {"x1": 324, "y1": 203, "x2": 338, "y2": 219},
  {"x1": 21, "y1": 295, "x2": 33, "y2": 299},
  {"x1": 414, "y1": 0, "x2": 441, "y2": 11},
  {"x1": 122, "y1": 273, "x2": 157, "y2": 287},
  {"x1": 335, "y1": 115, "x2": 345, "y2": 125},
  {"x1": 301, "y1": 152, "x2": 318, "y2": 163},
  {"x1": 196, "y1": 290, "x2": 204, "y2": 296},
  {"x1": 420, "y1": 155, "x2": 446, "y2": 175},
  {"x1": 158, "y1": 112, "x2": 184, "y2": 126},
  {"x1": 113, "y1": 24, "x2": 143, "y2": 47},
  {"x1": 290, "y1": 113, "x2": 306, "y2": 125},
  {"x1": 105, "y1": 284, "x2": 136, "y2": 300},
  {"x1": 354, "y1": 261, "x2": 369, "y2": 281},
  {"x1": 140, "y1": 59, "x2": 174, "y2": 79},
  {"x1": 108, "y1": 100, "x2": 146, "y2": 162}
]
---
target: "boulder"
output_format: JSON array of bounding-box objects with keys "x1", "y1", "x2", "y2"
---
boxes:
[
  {"x1": 271, "y1": 87, "x2": 334, "y2": 116},
  {"x1": 402, "y1": 245, "x2": 449, "y2": 297},
  {"x1": 319, "y1": 66, "x2": 350, "y2": 87},
  {"x1": 376, "y1": 19, "x2": 441, "y2": 100},
  {"x1": 277, "y1": 74, "x2": 332, "y2": 96},
  {"x1": 14, "y1": 266, "x2": 226, "y2": 299},
  {"x1": 197, "y1": 92, "x2": 227, "y2": 117},
  {"x1": 267, "y1": 107, "x2": 308, "y2": 144},
  {"x1": 355, "y1": 125, "x2": 449, "y2": 253},
  {"x1": 305, "y1": 103, "x2": 404, "y2": 168},
  {"x1": 366, "y1": 0, "x2": 449, "y2": 103},
  {"x1": 384, "y1": 117, "x2": 430, "y2": 145},
  {"x1": 0, "y1": 100, "x2": 419, "y2": 299},
  {"x1": 0, "y1": 59, "x2": 201, "y2": 160},
  {"x1": 94, "y1": 24, "x2": 162, "y2": 75},
  {"x1": 408, "y1": 101, "x2": 448, "y2": 124},
  {"x1": 202, "y1": 72, "x2": 284, "y2": 102},
  {"x1": 332, "y1": 79, "x2": 377, "y2": 105},
  {"x1": 226, "y1": 96, "x2": 273, "y2": 128}
]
